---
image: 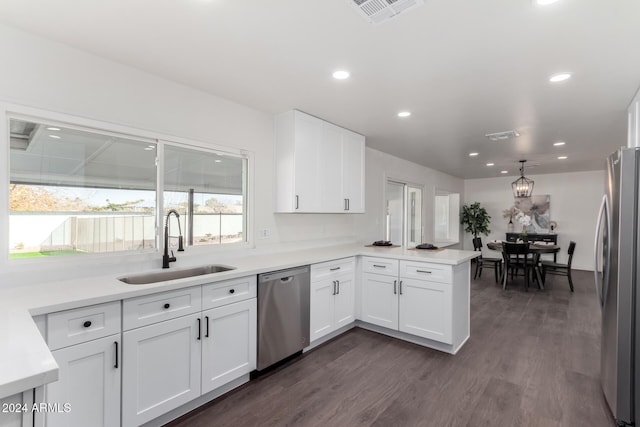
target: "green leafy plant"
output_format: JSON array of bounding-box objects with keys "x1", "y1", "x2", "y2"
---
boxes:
[{"x1": 460, "y1": 202, "x2": 491, "y2": 237}]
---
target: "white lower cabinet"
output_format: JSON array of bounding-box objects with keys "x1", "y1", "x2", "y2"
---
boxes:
[
  {"x1": 122, "y1": 313, "x2": 201, "y2": 427},
  {"x1": 0, "y1": 392, "x2": 33, "y2": 427},
  {"x1": 361, "y1": 257, "x2": 454, "y2": 344},
  {"x1": 361, "y1": 273, "x2": 399, "y2": 330},
  {"x1": 398, "y1": 277, "x2": 451, "y2": 343},
  {"x1": 201, "y1": 299, "x2": 257, "y2": 394},
  {"x1": 309, "y1": 258, "x2": 356, "y2": 342},
  {"x1": 45, "y1": 335, "x2": 121, "y2": 427},
  {"x1": 121, "y1": 277, "x2": 257, "y2": 427}
]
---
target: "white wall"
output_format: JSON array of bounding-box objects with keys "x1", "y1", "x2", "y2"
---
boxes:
[
  {"x1": 357, "y1": 148, "x2": 464, "y2": 247},
  {"x1": 1, "y1": 24, "x2": 470, "y2": 287},
  {"x1": 0, "y1": 24, "x2": 360, "y2": 285},
  {"x1": 463, "y1": 170, "x2": 605, "y2": 271}
]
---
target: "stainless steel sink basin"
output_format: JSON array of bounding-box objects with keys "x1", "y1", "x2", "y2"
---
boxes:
[{"x1": 119, "y1": 264, "x2": 236, "y2": 284}]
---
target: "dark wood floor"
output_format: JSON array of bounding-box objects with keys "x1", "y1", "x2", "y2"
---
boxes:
[{"x1": 167, "y1": 269, "x2": 615, "y2": 427}]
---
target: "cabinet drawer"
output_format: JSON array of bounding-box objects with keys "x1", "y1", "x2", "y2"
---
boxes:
[
  {"x1": 362, "y1": 257, "x2": 399, "y2": 277},
  {"x1": 202, "y1": 276, "x2": 257, "y2": 310},
  {"x1": 400, "y1": 260, "x2": 452, "y2": 284},
  {"x1": 123, "y1": 286, "x2": 201, "y2": 331},
  {"x1": 311, "y1": 257, "x2": 355, "y2": 281},
  {"x1": 48, "y1": 301, "x2": 121, "y2": 350}
]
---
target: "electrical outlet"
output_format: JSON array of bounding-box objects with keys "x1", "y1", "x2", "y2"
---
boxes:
[{"x1": 258, "y1": 228, "x2": 271, "y2": 240}]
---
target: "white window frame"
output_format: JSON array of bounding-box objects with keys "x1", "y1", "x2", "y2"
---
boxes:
[{"x1": 1, "y1": 102, "x2": 254, "y2": 272}]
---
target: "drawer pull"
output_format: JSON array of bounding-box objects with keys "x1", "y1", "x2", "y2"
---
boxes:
[
  {"x1": 330, "y1": 267, "x2": 341, "y2": 271},
  {"x1": 416, "y1": 270, "x2": 432, "y2": 274},
  {"x1": 163, "y1": 303, "x2": 171, "y2": 309},
  {"x1": 114, "y1": 341, "x2": 119, "y2": 369},
  {"x1": 83, "y1": 321, "x2": 92, "y2": 328},
  {"x1": 373, "y1": 265, "x2": 387, "y2": 268},
  {"x1": 229, "y1": 289, "x2": 235, "y2": 294}
]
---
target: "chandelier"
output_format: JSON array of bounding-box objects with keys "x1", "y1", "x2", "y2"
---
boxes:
[{"x1": 512, "y1": 160, "x2": 534, "y2": 198}]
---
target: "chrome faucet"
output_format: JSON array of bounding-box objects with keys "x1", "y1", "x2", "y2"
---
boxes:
[{"x1": 163, "y1": 209, "x2": 184, "y2": 268}]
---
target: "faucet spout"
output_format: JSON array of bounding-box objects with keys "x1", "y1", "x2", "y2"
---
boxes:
[{"x1": 163, "y1": 209, "x2": 185, "y2": 268}]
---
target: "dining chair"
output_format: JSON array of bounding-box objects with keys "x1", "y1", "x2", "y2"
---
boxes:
[
  {"x1": 472, "y1": 237, "x2": 502, "y2": 282},
  {"x1": 541, "y1": 241, "x2": 576, "y2": 291},
  {"x1": 501, "y1": 242, "x2": 536, "y2": 291}
]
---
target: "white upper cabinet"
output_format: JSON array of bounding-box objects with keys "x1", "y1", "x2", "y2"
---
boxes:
[{"x1": 275, "y1": 110, "x2": 365, "y2": 213}]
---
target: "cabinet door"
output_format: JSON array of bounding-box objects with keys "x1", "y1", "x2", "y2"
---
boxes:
[
  {"x1": 341, "y1": 129, "x2": 365, "y2": 213},
  {"x1": 0, "y1": 392, "x2": 33, "y2": 427},
  {"x1": 361, "y1": 273, "x2": 398, "y2": 330},
  {"x1": 201, "y1": 299, "x2": 257, "y2": 394},
  {"x1": 333, "y1": 274, "x2": 355, "y2": 329},
  {"x1": 293, "y1": 111, "x2": 322, "y2": 212},
  {"x1": 309, "y1": 279, "x2": 335, "y2": 342},
  {"x1": 46, "y1": 335, "x2": 120, "y2": 427},
  {"x1": 399, "y1": 278, "x2": 452, "y2": 344},
  {"x1": 319, "y1": 122, "x2": 344, "y2": 212},
  {"x1": 122, "y1": 313, "x2": 201, "y2": 427}
]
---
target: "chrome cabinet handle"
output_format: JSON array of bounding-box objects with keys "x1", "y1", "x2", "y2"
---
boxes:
[
  {"x1": 373, "y1": 265, "x2": 386, "y2": 269},
  {"x1": 416, "y1": 270, "x2": 432, "y2": 274},
  {"x1": 295, "y1": 195, "x2": 299, "y2": 210},
  {"x1": 393, "y1": 280, "x2": 397, "y2": 294},
  {"x1": 336, "y1": 280, "x2": 340, "y2": 295},
  {"x1": 332, "y1": 280, "x2": 337, "y2": 295}
]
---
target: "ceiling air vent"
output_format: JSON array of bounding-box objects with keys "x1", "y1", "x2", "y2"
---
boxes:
[
  {"x1": 348, "y1": 0, "x2": 425, "y2": 25},
  {"x1": 485, "y1": 130, "x2": 520, "y2": 142}
]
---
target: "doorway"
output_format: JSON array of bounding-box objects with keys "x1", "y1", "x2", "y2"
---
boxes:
[{"x1": 385, "y1": 180, "x2": 423, "y2": 247}]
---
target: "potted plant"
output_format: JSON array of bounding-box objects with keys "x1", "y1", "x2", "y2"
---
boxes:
[{"x1": 460, "y1": 202, "x2": 491, "y2": 238}]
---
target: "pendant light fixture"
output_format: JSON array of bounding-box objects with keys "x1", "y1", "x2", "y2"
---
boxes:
[{"x1": 512, "y1": 160, "x2": 534, "y2": 198}]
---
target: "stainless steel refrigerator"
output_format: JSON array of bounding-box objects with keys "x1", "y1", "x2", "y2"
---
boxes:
[{"x1": 594, "y1": 146, "x2": 639, "y2": 426}]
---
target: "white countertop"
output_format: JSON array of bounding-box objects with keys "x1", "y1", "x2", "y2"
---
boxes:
[{"x1": 0, "y1": 243, "x2": 478, "y2": 399}]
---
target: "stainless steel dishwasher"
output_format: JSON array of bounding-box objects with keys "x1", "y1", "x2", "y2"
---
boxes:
[{"x1": 257, "y1": 266, "x2": 310, "y2": 370}]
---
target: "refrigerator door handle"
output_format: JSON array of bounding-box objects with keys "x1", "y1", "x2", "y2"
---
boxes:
[{"x1": 593, "y1": 194, "x2": 611, "y2": 309}]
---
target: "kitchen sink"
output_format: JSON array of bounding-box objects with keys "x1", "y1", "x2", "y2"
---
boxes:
[{"x1": 118, "y1": 264, "x2": 236, "y2": 285}]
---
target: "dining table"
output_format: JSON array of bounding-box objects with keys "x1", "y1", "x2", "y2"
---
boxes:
[{"x1": 486, "y1": 240, "x2": 561, "y2": 290}]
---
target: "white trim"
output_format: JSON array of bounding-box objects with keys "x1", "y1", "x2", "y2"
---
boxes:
[{"x1": 1, "y1": 101, "x2": 254, "y2": 275}]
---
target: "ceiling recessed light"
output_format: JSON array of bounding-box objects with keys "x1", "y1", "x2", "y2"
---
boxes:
[
  {"x1": 536, "y1": 0, "x2": 560, "y2": 5},
  {"x1": 553, "y1": 141, "x2": 566, "y2": 146},
  {"x1": 397, "y1": 111, "x2": 411, "y2": 118},
  {"x1": 549, "y1": 72, "x2": 572, "y2": 83},
  {"x1": 144, "y1": 147, "x2": 154, "y2": 151},
  {"x1": 332, "y1": 70, "x2": 350, "y2": 80},
  {"x1": 214, "y1": 159, "x2": 222, "y2": 163},
  {"x1": 48, "y1": 134, "x2": 61, "y2": 139},
  {"x1": 501, "y1": 170, "x2": 508, "y2": 174},
  {"x1": 469, "y1": 152, "x2": 479, "y2": 157},
  {"x1": 558, "y1": 156, "x2": 568, "y2": 160},
  {"x1": 486, "y1": 163, "x2": 495, "y2": 167},
  {"x1": 46, "y1": 127, "x2": 61, "y2": 131}
]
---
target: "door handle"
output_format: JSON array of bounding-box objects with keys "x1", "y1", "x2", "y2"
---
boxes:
[
  {"x1": 593, "y1": 195, "x2": 610, "y2": 309},
  {"x1": 336, "y1": 280, "x2": 340, "y2": 295},
  {"x1": 399, "y1": 280, "x2": 403, "y2": 295},
  {"x1": 197, "y1": 318, "x2": 201, "y2": 340},
  {"x1": 344, "y1": 199, "x2": 348, "y2": 211},
  {"x1": 295, "y1": 195, "x2": 299, "y2": 210},
  {"x1": 332, "y1": 280, "x2": 337, "y2": 295},
  {"x1": 393, "y1": 280, "x2": 397, "y2": 295},
  {"x1": 205, "y1": 316, "x2": 210, "y2": 338},
  {"x1": 114, "y1": 341, "x2": 119, "y2": 369}
]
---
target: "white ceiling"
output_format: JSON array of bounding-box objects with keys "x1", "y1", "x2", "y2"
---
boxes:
[{"x1": 1, "y1": 0, "x2": 639, "y2": 179}]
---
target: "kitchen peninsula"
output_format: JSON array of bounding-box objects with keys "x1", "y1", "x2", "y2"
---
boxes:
[{"x1": 0, "y1": 244, "x2": 477, "y2": 427}]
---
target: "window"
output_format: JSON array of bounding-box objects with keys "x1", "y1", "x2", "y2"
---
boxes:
[
  {"x1": 434, "y1": 190, "x2": 460, "y2": 246},
  {"x1": 8, "y1": 116, "x2": 249, "y2": 259},
  {"x1": 163, "y1": 144, "x2": 247, "y2": 247}
]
